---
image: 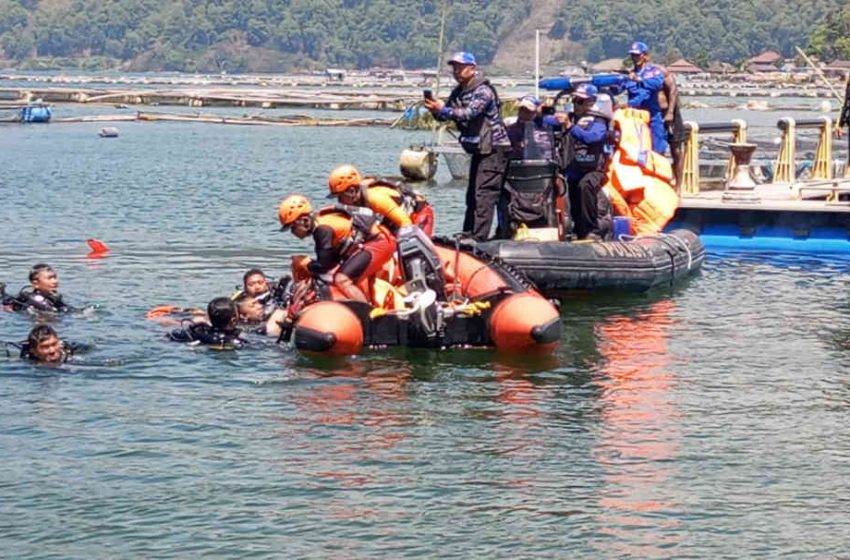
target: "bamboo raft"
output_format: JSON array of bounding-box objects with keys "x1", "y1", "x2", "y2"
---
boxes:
[
  {"x1": 49, "y1": 111, "x2": 395, "y2": 127},
  {"x1": 0, "y1": 85, "x2": 417, "y2": 111}
]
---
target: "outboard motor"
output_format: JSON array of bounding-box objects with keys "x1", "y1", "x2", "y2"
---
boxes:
[{"x1": 396, "y1": 225, "x2": 446, "y2": 299}]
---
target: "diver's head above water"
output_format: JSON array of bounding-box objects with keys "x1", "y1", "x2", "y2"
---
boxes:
[
  {"x1": 29, "y1": 263, "x2": 59, "y2": 295},
  {"x1": 236, "y1": 295, "x2": 265, "y2": 323},
  {"x1": 26, "y1": 324, "x2": 66, "y2": 363},
  {"x1": 242, "y1": 269, "x2": 270, "y2": 299},
  {"x1": 207, "y1": 297, "x2": 239, "y2": 333}
]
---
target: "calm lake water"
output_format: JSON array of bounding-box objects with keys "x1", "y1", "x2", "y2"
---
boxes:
[{"x1": 2, "y1": 99, "x2": 850, "y2": 558}]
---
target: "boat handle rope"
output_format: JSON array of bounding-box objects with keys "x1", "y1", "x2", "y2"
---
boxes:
[{"x1": 619, "y1": 233, "x2": 694, "y2": 272}]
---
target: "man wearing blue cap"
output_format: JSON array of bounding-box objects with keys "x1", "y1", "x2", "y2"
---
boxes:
[
  {"x1": 617, "y1": 41, "x2": 667, "y2": 154},
  {"x1": 506, "y1": 95, "x2": 559, "y2": 160},
  {"x1": 424, "y1": 51, "x2": 511, "y2": 240},
  {"x1": 560, "y1": 84, "x2": 612, "y2": 240}
]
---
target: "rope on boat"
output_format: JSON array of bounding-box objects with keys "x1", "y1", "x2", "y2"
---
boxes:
[{"x1": 619, "y1": 232, "x2": 694, "y2": 281}]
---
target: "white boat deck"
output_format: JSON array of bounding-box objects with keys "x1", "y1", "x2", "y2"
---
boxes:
[{"x1": 680, "y1": 179, "x2": 850, "y2": 213}]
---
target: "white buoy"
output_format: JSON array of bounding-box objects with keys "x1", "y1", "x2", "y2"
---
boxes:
[
  {"x1": 820, "y1": 100, "x2": 832, "y2": 113},
  {"x1": 99, "y1": 127, "x2": 119, "y2": 138},
  {"x1": 399, "y1": 147, "x2": 437, "y2": 181}
]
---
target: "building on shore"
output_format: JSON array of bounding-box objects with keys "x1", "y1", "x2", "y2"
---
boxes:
[
  {"x1": 708, "y1": 61, "x2": 736, "y2": 74},
  {"x1": 667, "y1": 59, "x2": 703, "y2": 74},
  {"x1": 823, "y1": 60, "x2": 850, "y2": 78}
]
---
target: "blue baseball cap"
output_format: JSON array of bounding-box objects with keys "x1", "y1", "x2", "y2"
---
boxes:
[
  {"x1": 447, "y1": 52, "x2": 476, "y2": 66},
  {"x1": 517, "y1": 95, "x2": 541, "y2": 110},
  {"x1": 573, "y1": 84, "x2": 598, "y2": 100},
  {"x1": 629, "y1": 41, "x2": 649, "y2": 55}
]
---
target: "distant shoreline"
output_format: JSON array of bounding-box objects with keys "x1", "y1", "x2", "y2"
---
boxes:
[{"x1": 0, "y1": 71, "x2": 845, "y2": 114}]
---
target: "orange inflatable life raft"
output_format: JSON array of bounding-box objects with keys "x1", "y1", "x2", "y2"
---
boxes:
[{"x1": 288, "y1": 238, "x2": 560, "y2": 356}]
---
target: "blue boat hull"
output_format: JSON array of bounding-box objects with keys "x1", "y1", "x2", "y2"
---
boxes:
[{"x1": 670, "y1": 205, "x2": 850, "y2": 253}]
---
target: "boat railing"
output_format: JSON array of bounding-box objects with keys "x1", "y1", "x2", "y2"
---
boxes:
[
  {"x1": 681, "y1": 116, "x2": 840, "y2": 196},
  {"x1": 774, "y1": 117, "x2": 834, "y2": 184},
  {"x1": 681, "y1": 120, "x2": 747, "y2": 195}
]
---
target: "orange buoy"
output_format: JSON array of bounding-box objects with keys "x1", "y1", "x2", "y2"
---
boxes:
[
  {"x1": 489, "y1": 293, "x2": 560, "y2": 354},
  {"x1": 86, "y1": 238, "x2": 110, "y2": 259},
  {"x1": 293, "y1": 301, "x2": 364, "y2": 356}
]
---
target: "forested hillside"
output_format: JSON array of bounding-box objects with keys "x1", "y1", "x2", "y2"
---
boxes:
[
  {"x1": 809, "y1": 3, "x2": 850, "y2": 62},
  {"x1": 0, "y1": 0, "x2": 846, "y2": 72},
  {"x1": 550, "y1": 0, "x2": 845, "y2": 65}
]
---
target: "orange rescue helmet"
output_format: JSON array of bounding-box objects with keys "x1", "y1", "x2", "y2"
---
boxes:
[
  {"x1": 328, "y1": 164, "x2": 362, "y2": 196},
  {"x1": 278, "y1": 194, "x2": 313, "y2": 230}
]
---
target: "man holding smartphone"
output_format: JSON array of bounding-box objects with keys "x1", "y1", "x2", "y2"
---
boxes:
[{"x1": 423, "y1": 51, "x2": 510, "y2": 241}]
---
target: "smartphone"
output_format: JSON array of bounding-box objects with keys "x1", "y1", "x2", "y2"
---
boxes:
[{"x1": 423, "y1": 89, "x2": 434, "y2": 100}]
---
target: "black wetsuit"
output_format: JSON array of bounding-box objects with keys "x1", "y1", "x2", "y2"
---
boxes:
[
  {"x1": 19, "y1": 341, "x2": 77, "y2": 363},
  {"x1": 6, "y1": 288, "x2": 73, "y2": 314},
  {"x1": 169, "y1": 323, "x2": 248, "y2": 349}
]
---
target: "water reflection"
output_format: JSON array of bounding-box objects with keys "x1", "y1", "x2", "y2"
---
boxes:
[
  {"x1": 281, "y1": 359, "x2": 414, "y2": 499},
  {"x1": 592, "y1": 299, "x2": 682, "y2": 557}
]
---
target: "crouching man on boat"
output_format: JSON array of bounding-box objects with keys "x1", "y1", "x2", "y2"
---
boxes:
[
  {"x1": 558, "y1": 84, "x2": 614, "y2": 240},
  {"x1": 277, "y1": 194, "x2": 396, "y2": 304},
  {"x1": 326, "y1": 164, "x2": 435, "y2": 237}
]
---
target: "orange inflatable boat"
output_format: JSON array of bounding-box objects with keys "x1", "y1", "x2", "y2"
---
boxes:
[{"x1": 284, "y1": 231, "x2": 561, "y2": 357}]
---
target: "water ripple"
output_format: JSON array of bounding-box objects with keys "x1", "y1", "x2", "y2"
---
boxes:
[{"x1": 1, "y1": 120, "x2": 849, "y2": 558}]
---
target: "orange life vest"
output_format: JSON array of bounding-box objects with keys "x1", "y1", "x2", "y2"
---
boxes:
[
  {"x1": 315, "y1": 211, "x2": 354, "y2": 249},
  {"x1": 606, "y1": 108, "x2": 679, "y2": 235},
  {"x1": 363, "y1": 184, "x2": 413, "y2": 229}
]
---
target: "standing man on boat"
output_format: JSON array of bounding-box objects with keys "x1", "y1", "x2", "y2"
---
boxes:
[
  {"x1": 613, "y1": 41, "x2": 667, "y2": 154},
  {"x1": 506, "y1": 95, "x2": 559, "y2": 160},
  {"x1": 659, "y1": 70, "x2": 686, "y2": 186},
  {"x1": 558, "y1": 84, "x2": 612, "y2": 240},
  {"x1": 423, "y1": 51, "x2": 511, "y2": 241}
]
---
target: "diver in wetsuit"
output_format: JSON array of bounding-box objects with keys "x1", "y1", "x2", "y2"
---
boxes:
[
  {"x1": 169, "y1": 297, "x2": 248, "y2": 349},
  {"x1": 18, "y1": 324, "x2": 78, "y2": 364},
  {"x1": 2, "y1": 264, "x2": 73, "y2": 314},
  {"x1": 232, "y1": 269, "x2": 291, "y2": 320},
  {"x1": 235, "y1": 294, "x2": 289, "y2": 338}
]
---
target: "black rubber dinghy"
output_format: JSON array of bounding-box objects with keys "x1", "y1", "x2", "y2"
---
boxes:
[{"x1": 476, "y1": 229, "x2": 704, "y2": 294}]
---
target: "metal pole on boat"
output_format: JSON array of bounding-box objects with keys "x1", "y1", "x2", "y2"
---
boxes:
[
  {"x1": 435, "y1": 0, "x2": 448, "y2": 97},
  {"x1": 535, "y1": 29, "x2": 540, "y2": 99},
  {"x1": 795, "y1": 46, "x2": 844, "y2": 106}
]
